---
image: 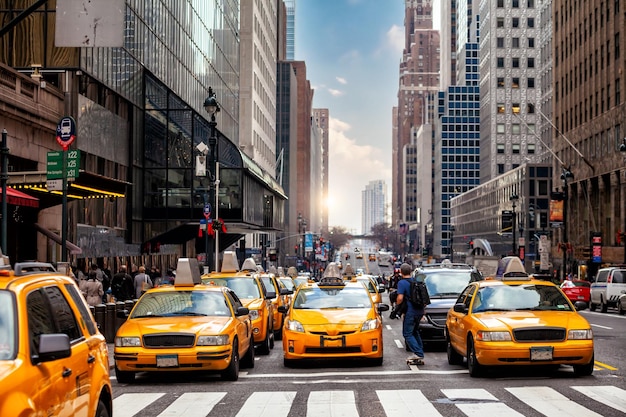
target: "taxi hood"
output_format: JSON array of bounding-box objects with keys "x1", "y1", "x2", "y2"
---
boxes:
[
  {"x1": 289, "y1": 308, "x2": 375, "y2": 326},
  {"x1": 118, "y1": 316, "x2": 233, "y2": 336},
  {"x1": 475, "y1": 310, "x2": 590, "y2": 330}
]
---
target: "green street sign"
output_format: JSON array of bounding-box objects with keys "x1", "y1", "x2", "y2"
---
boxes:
[{"x1": 47, "y1": 150, "x2": 80, "y2": 180}]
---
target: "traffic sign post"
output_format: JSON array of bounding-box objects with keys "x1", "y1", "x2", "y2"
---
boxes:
[
  {"x1": 47, "y1": 150, "x2": 80, "y2": 180},
  {"x1": 55, "y1": 116, "x2": 78, "y2": 262}
]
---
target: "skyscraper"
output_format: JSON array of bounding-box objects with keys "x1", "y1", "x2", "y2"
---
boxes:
[
  {"x1": 362, "y1": 180, "x2": 387, "y2": 235},
  {"x1": 284, "y1": 0, "x2": 296, "y2": 60}
]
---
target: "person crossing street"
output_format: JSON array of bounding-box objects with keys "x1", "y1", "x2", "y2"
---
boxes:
[{"x1": 395, "y1": 263, "x2": 425, "y2": 365}]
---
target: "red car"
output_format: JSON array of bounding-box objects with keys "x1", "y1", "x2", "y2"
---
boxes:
[{"x1": 560, "y1": 280, "x2": 591, "y2": 305}]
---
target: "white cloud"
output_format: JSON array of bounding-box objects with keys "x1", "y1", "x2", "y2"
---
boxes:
[
  {"x1": 384, "y1": 24, "x2": 404, "y2": 56},
  {"x1": 336, "y1": 76, "x2": 347, "y2": 85},
  {"x1": 327, "y1": 117, "x2": 391, "y2": 232},
  {"x1": 328, "y1": 88, "x2": 345, "y2": 97}
]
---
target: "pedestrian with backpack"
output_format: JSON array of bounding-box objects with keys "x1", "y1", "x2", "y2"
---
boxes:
[{"x1": 395, "y1": 263, "x2": 427, "y2": 365}]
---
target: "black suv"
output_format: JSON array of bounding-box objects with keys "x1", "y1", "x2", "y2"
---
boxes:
[{"x1": 414, "y1": 261, "x2": 483, "y2": 344}]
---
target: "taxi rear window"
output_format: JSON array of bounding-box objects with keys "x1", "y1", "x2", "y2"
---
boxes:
[{"x1": 293, "y1": 287, "x2": 371, "y2": 309}]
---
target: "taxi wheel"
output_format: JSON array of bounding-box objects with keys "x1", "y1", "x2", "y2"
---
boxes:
[
  {"x1": 115, "y1": 365, "x2": 135, "y2": 384},
  {"x1": 573, "y1": 353, "x2": 594, "y2": 377},
  {"x1": 447, "y1": 340, "x2": 463, "y2": 366},
  {"x1": 283, "y1": 357, "x2": 296, "y2": 367},
  {"x1": 221, "y1": 343, "x2": 240, "y2": 381},
  {"x1": 467, "y1": 336, "x2": 484, "y2": 378},
  {"x1": 95, "y1": 399, "x2": 110, "y2": 417},
  {"x1": 274, "y1": 317, "x2": 284, "y2": 341},
  {"x1": 240, "y1": 336, "x2": 255, "y2": 369}
]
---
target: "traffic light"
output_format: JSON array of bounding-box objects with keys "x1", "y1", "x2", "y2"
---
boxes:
[
  {"x1": 468, "y1": 240, "x2": 474, "y2": 249},
  {"x1": 294, "y1": 245, "x2": 298, "y2": 254}
]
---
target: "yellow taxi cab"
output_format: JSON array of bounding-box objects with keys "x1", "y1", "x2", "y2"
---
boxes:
[
  {"x1": 355, "y1": 274, "x2": 385, "y2": 305},
  {"x1": 280, "y1": 263, "x2": 390, "y2": 367},
  {"x1": 114, "y1": 258, "x2": 254, "y2": 382},
  {"x1": 202, "y1": 253, "x2": 276, "y2": 354},
  {"x1": 0, "y1": 259, "x2": 112, "y2": 416},
  {"x1": 446, "y1": 257, "x2": 594, "y2": 377},
  {"x1": 257, "y1": 271, "x2": 293, "y2": 340}
]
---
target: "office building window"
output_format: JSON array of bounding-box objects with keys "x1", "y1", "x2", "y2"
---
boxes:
[
  {"x1": 498, "y1": 77, "x2": 505, "y2": 87},
  {"x1": 512, "y1": 17, "x2": 519, "y2": 28},
  {"x1": 512, "y1": 77, "x2": 520, "y2": 88},
  {"x1": 512, "y1": 57, "x2": 520, "y2": 68},
  {"x1": 512, "y1": 38, "x2": 520, "y2": 48},
  {"x1": 527, "y1": 77, "x2": 535, "y2": 88},
  {"x1": 497, "y1": 143, "x2": 505, "y2": 154},
  {"x1": 497, "y1": 37, "x2": 505, "y2": 48},
  {"x1": 528, "y1": 37, "x2": 535, "y2": 48},
  {"x1": 527, "y1": 17, "x2": 535, "y2": 27},
  {"x1": 512, "y1": 144, "x2": 521, "y2": 154}
]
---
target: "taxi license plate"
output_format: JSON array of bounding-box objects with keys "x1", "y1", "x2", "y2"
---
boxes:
[
  {"x1": 156, "y1": 354, "x2": 178, "y2": 367},
  {"x1": 320, "y1": 336, "x2": 345, "y2": 347},
  {"x1": 530, "y1": 346, "x2": 553, "y2": 361}
]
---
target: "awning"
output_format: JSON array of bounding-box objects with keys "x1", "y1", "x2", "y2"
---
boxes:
[
  {"x1": 143, "y1": 222, "x2": 243, "y2": 253},
  {"x1": 1, "y1": 187, "x2": 39, "y2": 208},
  {"x1": 34, "y1": 223, "x2": 82, "y2": 255}
]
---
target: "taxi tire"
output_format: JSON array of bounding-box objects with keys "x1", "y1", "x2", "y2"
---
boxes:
[
  {"x1": 222, "y1": 342, "x2": 240, "y2": 381},
  {"x1": 115, "y1": 365, "x2": 135, "y2": 384},
  {"x1": 96, "y1": 399, "x2": 110, "y2": 417},
  {"x1": 447, "y1": 340, "x2": 463, "y2": 366},
  {"x1": 240, "y1": 336, "x2": 255, "y2": 369},
  {"x1": 573, "y1": 353, "x2": 594, "y2": 377},
  {"x1": 283, "y1": 357, "x2": 296, "y2": 367},
  {"x1": 467, "y1": 336, "x2": 484, "y2": 378}
]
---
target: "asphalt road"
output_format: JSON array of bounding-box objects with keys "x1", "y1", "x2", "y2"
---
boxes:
[{"x1": 109, "y1": 279, "x2": 626, "y2": 417}]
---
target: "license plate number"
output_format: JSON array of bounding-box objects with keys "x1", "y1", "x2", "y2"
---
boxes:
[
  {"x1": 156, "y1": 354, "x2": 178, "y2": 367},
  {"x1": 530, "y1": 346, "x2": 553, "y2": 361},
  {"x1": 321, "y1": 336, "x2": 344, "y2": 347}
]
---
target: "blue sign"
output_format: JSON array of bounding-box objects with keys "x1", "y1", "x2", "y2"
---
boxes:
[
  {"x1": 305, "y1": 232, "x2": 313, "y2": 252},
  {"x1": 56, "y1": 116, "x2": 76, "y2": 150},
  {"x1": 203, "y1": 203, "x2": 212, "y2": 219}
]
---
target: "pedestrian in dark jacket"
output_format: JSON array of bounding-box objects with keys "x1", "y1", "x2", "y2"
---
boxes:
[{"x1": 111, "y1": 265, "x2": 133, "y2": 301}]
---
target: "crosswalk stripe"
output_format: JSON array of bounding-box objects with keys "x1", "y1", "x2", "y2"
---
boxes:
[
  {"x1": 157, "y1": 392, "x2": 226, "y2": 417},
  {"x1": 113, "y1": 393, "x2": 166, "y2": 417},
  {"x1": 235, "y1": 391, "x2": 297, "y2": 417},
  {"x1": 377, "y1": 389, "x2": 442, "y2": 417},
  {"x1": 506, "y1": 386, "x2": 602, "y2": 417},
  {"x1": 572, "y1": 385, "x2": 626, "y2": 414},
  {"x1": 307, "y1": 391, "x2": 358, "y2": 417},
  {"x1": 441, "y1": 388, "x2": 524, "y2": 417}
]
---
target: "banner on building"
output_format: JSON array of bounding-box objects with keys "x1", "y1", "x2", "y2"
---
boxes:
[{"x1": 549, "y1": 192, "x2": 564, "y2": 228}]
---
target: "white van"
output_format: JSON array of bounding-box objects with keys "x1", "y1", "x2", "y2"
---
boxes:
[{"x1": 589, "y1": 267, "x2": 626, "y2": 312}]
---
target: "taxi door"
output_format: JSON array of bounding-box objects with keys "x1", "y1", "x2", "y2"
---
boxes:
[
  {"x1": 227, "y1": 291, "x2": 252, "y2": 353},
  {"x1": 26, "y1": 285, "x2": 91, "y2": 417}
]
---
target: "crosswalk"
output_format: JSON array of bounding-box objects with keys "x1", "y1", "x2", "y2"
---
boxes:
[{"x1": 113, "y1": 385, "x2": 626, "y2": 417}]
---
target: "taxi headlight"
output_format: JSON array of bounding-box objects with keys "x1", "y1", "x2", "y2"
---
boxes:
[
  {"x1": 249, "y1": 309, "x2": 260, "y2": 320},
  {"x1": 361, "y1": 319, "x2": 379, "y2": 331},
  {"x1": 197, "y1": 335, "x2": 230, "y2": 346},
  {"x1": 568, "y1": 329, "x2": 593, "y2": 340},
  {"x1": 285, "y1": 319, "x2": 304, "y2": 332},
  {"x1": 476, "y1": 331, "x2": 511, "y2": 341},
  {"x1": 115, "y1": 336, "x2": 141, "y2": 347}
]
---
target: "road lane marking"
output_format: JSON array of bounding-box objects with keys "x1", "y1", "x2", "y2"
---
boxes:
[
  {"x1": 442, "y1": 388, "x2": 524, "y2": 417},
  {"x1": 241, "y1": 369, "x2": 468, "y2": 379},
  {"x1": 236, "y1": 391, "x2": 297, "y2": 417},
  {"x1": 573, "y1": 386, "x2": 626, "y2": 414},
  {"x1": 594, "y1": 360, "x2": 618, "y2": 370},
  {"x1": 307, "y1": 391, "x2": 358, "y2": 417},
  {"x1": 377, "y1": 389, "x2": 442, "y2": 417},
  {"x1": 113, "y1": 393, "x2": 165, "y2": 417},
  {"x1": 158, "y1": 392, "x2": 226, "y2": 417},
  {"x1": 506, "y1": 386, "x2": 602, "y2": 417},
  {"x1": 590, "y1": 323, "x2": 612, "y2": 329},
  {"x1": 394, "y1": 339, "x2": 404, "y2": 348}
]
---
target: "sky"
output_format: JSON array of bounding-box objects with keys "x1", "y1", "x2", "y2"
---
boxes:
[{"x1": 295, "y1": 0, "x2": 440, "y2": 234}]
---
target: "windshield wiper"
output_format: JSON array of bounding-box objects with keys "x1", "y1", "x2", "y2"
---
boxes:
[
  {"x1": 480, "y1": 308, "x2": 512, "y2": 312},
  {"x1": 133, "y1": 314, "x2": 164, "y2": 318},
  {"x1": 170, "y1": 312, "x2": 208, "y2": 316}
]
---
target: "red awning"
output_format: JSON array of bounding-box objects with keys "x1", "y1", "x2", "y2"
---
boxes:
[{"x1": 1, "y1": 187, "x2": 39, "y2": 208}]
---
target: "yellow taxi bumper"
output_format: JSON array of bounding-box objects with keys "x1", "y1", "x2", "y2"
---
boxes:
[
  {"x1": 282, "y1": 329, "x2": 383, "y2": 360},
  {"x1": 114, "y1": 346, "x2": 233, "y2": 372}
]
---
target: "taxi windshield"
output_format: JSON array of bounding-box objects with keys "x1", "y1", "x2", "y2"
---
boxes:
[
  {"x1": 203, "y1": 277, "x2": 261, "y2": 299},
  {"x1": 471, "y1": 284, "x2": 573, "y2": 313},
  {"x1": 0, "y1": 291, "x2": 16, "y2": 360},
  {"x1": 130, "y1": 291, "x2": 231, "y2": 318},
  {"x1": 293, "y1": 287, "x2": 371, "y2": 309},
  {"x1": 279, "y1": 277, "x2": 295, "y2": 291},
  {"x1": 260, "y1": 277, "x2": 275, "y2": 292}
]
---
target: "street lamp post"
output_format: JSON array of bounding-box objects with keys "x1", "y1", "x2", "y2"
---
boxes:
[
  {"x1": 619, "y1": 138, "x2": 626, "y2": 264},
  {"x1": 561, "y1": 168, "x2": 574, "y2": 279},
  {"x1": 203, "y1": 87, "x2": 220, "y2": 272},
  {"x1": 510, "y1": 194, "x2": 519, "y2": 256}
]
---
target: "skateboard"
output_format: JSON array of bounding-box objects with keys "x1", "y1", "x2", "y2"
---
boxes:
[{"x1": 406, "y1": 358, "x2": 424, "y2": 366}]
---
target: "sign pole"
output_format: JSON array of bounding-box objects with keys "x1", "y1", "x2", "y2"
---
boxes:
[{"x1": 61, "y1": 150, "x2": 67, "y2": 261}]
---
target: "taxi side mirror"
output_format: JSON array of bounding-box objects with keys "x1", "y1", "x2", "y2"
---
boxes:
[
  {"x1": 453, "y1": 303, "x2": 468, "y2": 313},
  {"x1": 280, "y1": 288, "x2": 293, "y2": 295},
  {"x1": 35, "y1": 333, "x2": 71, "y2": 363},
  {"x1": 378, "y1": 284, "x2": 386, "y2": 293},
  {"x1": 265, "y1": 291, "x2": 276, "y2": 300},
  {"x1": 235, "y1": 306, "x2": 250, "y2": 316},
  {"x1": 377, "y1": 303, "x2": 390, "y2": 312},
  {"x1": 278, "y1": 305, "x2": 289, "y2": 314}
]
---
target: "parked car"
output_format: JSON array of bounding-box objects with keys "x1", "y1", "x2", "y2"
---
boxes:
[
  {"x1": 115, "y1": 258, "x2": 255, "y2": 382},
  {"x1": 446, "y1": 272, "x2": 594, "y2": 378},
  {"x1": 0, "y1": 260, "x2": 112, "y2": 416},
  {"x1": 589, "y1": 267, "x2": 626, "y2": 312},
  {"x1": 560, "y1": 280, "x2": 591, "y2": 306}
]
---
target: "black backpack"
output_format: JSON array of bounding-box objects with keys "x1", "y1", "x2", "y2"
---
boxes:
[{"x1": 408, "y1": 277, "x2": 431, "y2": 307}]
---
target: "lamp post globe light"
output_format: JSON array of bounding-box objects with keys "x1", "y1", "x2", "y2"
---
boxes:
[
  {"x1": 510, "y1": 194, "x2": 519, "y2": 256},
  {"x1": 560, "y1": 167, "x2": 574, "y2": 279},
  {"x1": 203, "y1": 87, "x2": 220, "y2": 272}
]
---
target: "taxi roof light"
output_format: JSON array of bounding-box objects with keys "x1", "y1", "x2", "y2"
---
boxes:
[
  {"x1": 174, "y1": 258, "x2": 201, "y2": 286},
  {"x1": 220, "y1": 251, "x2": 240, "y2": 273},
  {"x1": 241, "y1": 257, "x2": 257, "y2": 272}
]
